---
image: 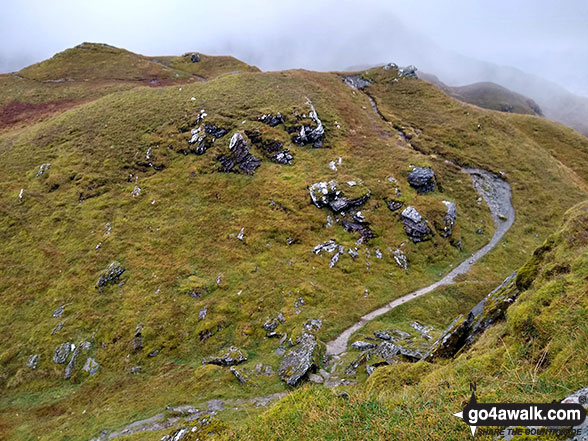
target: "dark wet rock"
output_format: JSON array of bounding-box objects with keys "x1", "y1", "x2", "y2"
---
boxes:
[
  {"x1": 422, "y1": 272, "x2": 519, "y2": 361},
  {"x1": 279, "y1": 332, "x2": 323, "y2": 386},
  {"x1": 292, "y1": 99, "x2": 325, "y2": 148},
  {"x1": 309, "y1": 181, "x2": 370, "y2": 213},
  {"x1": 393, "y1": 248, "x2": 408, "y2": 270},
  {"x1": 96, "y1": 261, "x2": 125, "y2": 287},
  {"x1": 83, "y1": 357, "x2": 99, "y2": 376},
  {"x1": 184, "y1": 52, "x2": 200, "y2": 62},
  {"x1": 230, "y1": 366, "x2": 252, "y2": 384},
  {"x1": 351, "y1": 341, "x2": 376, "y2": 351},
  {"x1": 385, "y1": 199, "x2": 403, "y2": 212},
  {"x1": 341, "y1": 219, "x2": 375, "y2": 240},
  {"x1": 53, "y1": 342, "x2": 72, "y2": 364},
  {"x1": 258, "y1": 113, "x2": 284, "y2": 127},
  {"x1": 329, "y1": 245, "x2": 345, "y2": 268},
  {"x1": 202, "y1": 346, "x2": 248, "y2": 366},
  {"x1": 245, "y1": 129, "x2": 294, "y2": 165},
  {"x1": 441, "y1": 201, "x2": 457, "y2": 237},
  {"x1": 204, "y1": 124, "x2": 229, "y2": 139},
  {"x1": 52, "y1": 304, "x2": 65, "y2": 318},
  {"x1": 27, "y1": 354, "x2": 40, "y2": 369},
  {"x1": 401, "y1": 206, "x2": 431, "y2": 242},
  {"x1": 217, "y1": 132, "x2": 261, "y2": 175},
  {"x1": 408, "y1": 167, "x2": 435, "y2": 193},
  {"x1": 272, "y1": 150, "x2": 294, "y2": 165},
  {"x1": 344, "y1": 75, "x2": 372, "y2": 90}
]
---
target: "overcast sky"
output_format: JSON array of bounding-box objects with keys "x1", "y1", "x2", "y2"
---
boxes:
[{"x1": 2, "y1": 0, "x2": 587, "y2": 96}]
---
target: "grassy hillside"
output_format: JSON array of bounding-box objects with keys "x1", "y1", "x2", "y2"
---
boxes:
[
  {"x1": 0, "y1": 51, "x2": 587, "y2": 441},
  {"x1": 224, "y1": 200, "x2": 588, "y2": 440}
]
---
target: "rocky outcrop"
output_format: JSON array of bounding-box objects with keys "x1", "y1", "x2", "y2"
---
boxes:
[
  {"x1": 27, "y1": 354, "x2": 40, "y2": 369},
  {"x1": 292, "y1": 99, "x2": 324, "y2": 148},
  {"x1": 401, "y1": 206, "x2": 431, "y2": 242},
  {"x1": 309, "y1": 181, "x2": 370, "y2": 213},
  {"x1": 202, "y1": 346, "x2": 248, "y2": 366},
  {"x1": 351, "y1": 341, "x2": 375, "y2": 351},
  {"x1": 344, "y1": 75, "x2": 372, "y2": 90},
  {"x1": 441, "y1": 201, "x2": 457, "y2": 237},
  {"x1": 422, "y1": 272, "x2": 519, "y2": 361},
  {"x1": 217, "y1": 132, "x2": 261, "y2": 174},
  {"x1": 341, "y1": 219, "x2": 375, "y2": 241},
  {"x1": 398, "y1": 65, "x2": 418, "y2": 78},
  {"x1": 258, "y1": 113, "x2": 284, "y2": 127},
  {"x1": 96, "y1": 261, "x2": 125, "y2": 287},
  {"x1": 53, "y1": 342, "x2": 72, "y2": 364},
  {"x1": 278, "y1": 320, "x2": 324, "y2": 386},
  {"x1": 408, "y1": 167, "x2": 436, "y2": 193},
  {"x1": 245, "y1": 129, "x2": 293, "y2": 165}
]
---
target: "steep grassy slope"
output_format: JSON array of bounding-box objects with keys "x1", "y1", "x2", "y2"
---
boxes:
[
  {"x1": 0, "y1": 57, "x2": 588, "y2": 440},
  {"x1": 225, "y1": 200, "x2": 588, "y2": 441}
]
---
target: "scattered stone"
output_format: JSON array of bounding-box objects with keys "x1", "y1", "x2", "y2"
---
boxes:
[
  {"x1": 52, "y1": 304, "x2": 65, "y2": 318},
  {"x1": 204, "y1": 124, "x2": 229, "y2": 139},
  {"x1": 18, "y1": 188, "x2": 24, "y2": 202},
  {"x1": 52, "y1": 321, "x2": 64, "y2": 335},
  {"x1": 393, "y1": 249, "x2": 408, "y2": 270},
  {"x1": 292, "y1": 98, "x2": 325, "y2": 148},
  {"x1": 375, "y1": 249, "x2": 383, "y2": 259},
  {"x1": 278, "y1": 332, "x2": 322, "y2": 386},
  {"x1": 273, "y1": 150, "x2": 294, "y2": 165},
  {"x1": 411, "y1": 321, "x2": 432, "y2": 339},
  {"x1": 344, "y1": 74, "x2": 372, "y2": 90},
  {"x1": 230, "y1": 366, "x2": 252, "y2": 384},
  {"x1": 36, "y1": 163, "x2": 51, "y2": 177},
  {"x1": 308, "y1": 373, "x2": 324, "y2": 384},
  {"x1": 341, "y1": 219, "x2": 375, "y2": 241},
  {"x1": 366, "y1": 365, "x2": 375, "y2": 376},
  {"x1": 329, "y1": 246, "x2": 344, "y2": 268},
  {"x1": 27, "y1": 354, "x2": 40, "y2": 369},
  {"x1": 407, "y1": 167, "x2": 436, "y2": 193},
  {"x1": 96, "y1": 261, "x2": 125, "y2": 287},
  {"x1": 385, "y1": 199, "x2": 403, "y2": 212},
  {"x1": 401, "y1": 206, "x2": 431, "y2": 242},
  {"x1": 131, "y1": 186, "x2": 141, "y2": 197},
  {"x1": 202, "y1": 346, "x2": 247, "y2": 366},
  {"x1": 198, "y1": 306, "x2": 207, "y2": 321},
  {"x1": 208, "y1": 400, "x2": 224, "y2": 412},
  {"x1": 148, "y1": 349, "x2": 159, "y2": 357},
  {"x1": 53, "y1": 342, "x2": 72, "y2": 364},
  {"x1": 258, "y1": 113, "x2": 284, "y2": 127},
  {"x1": 131, "y1": 324, "x2": 144, "y2": 353},
  {"x1": 374, "y1": 341, "x2": 400, "y2": 364},
  {"x1": 348, "y1": 248, "x2": 359, "y2": 259},
  {"x1": 218, "y1": 132, "x2": 261, "y2": 174},
  {"x1": 312, "y1": 239, "x2": 338, "y2": 254},
  {"x1": 130, "y1": 366, "x2": 142, "y2": 374},
  {"x1": 83, "y1": 357, "x2": 99, "y2": 376},
  {"x1": 441, "y1": 201, "x2": 457, "y2": 237},
  {"x1": 237, "y1": 227, "x2": 245, "y2": 241},
  {"x1": 351, "y1": 341, "x2": 376, "y2": 351},
  {"x1": 329, "y1": 160, "x2": 337, "y2": 171}
]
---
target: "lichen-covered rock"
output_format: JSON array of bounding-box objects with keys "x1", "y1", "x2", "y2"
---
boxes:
[
  {"x1": 401, "y1": 206, "x2": 431, "y2": 242},
  {"x1": 83, "y1": 357, "x2": 99, "y2": 377},
  {"x1": 278, "y1": 332, "x2": 322, "y2": 386},
  {"x1": 52, "y1": 304, "x2": 65, "y2": 318},
  {"x1": 230, "y1": 366, "x2": 252, "y2": 385},
  {"x1": 393, "y1": 248, "x2": 408, "y2": 270},
  {"x1": 53, "y1": 342, "x2": 72, "y2": 364},
  {"x1": 407, "y1": 167, "x2": 435, "y2": 193},
  {"x1": 202, "y1": 346, "x2": 248, "y2": 366},
  {"x1": 441, "y1": 200, "x2": 457, "y2": 237},
  {"x1": 217, "y1": 132, "x2": 261, "y2": 175},
  {"x1": 422, "y1": 272, "x2": 519, "y2": 361},
  {"x1": 263, "y1": 312, "x2": 285, "y2": 337},
  {"x1": 96, "y1": 261, "x2": 125, "y2": 287}
]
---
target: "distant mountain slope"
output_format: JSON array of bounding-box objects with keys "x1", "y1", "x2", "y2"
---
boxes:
[{"x1": 419, "y1": 73, "x2": 543, "y2": 116}]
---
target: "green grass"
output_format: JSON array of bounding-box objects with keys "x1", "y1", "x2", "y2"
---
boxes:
[{"x1": 1, "y1": 57, "x2": 588, "y2": 440}]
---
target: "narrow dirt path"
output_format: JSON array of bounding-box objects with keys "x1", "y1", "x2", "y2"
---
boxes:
[{"x1": 326, "y1": 167, "x2": 515, "y2": 356}]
